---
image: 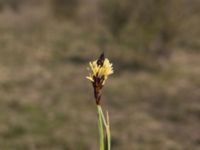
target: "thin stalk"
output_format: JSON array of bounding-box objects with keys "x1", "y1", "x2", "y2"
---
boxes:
[
  {"x1": 97, "y1": 105, "x2": 104, "y2": 150},
  {"x1": 105, "y1": 111, "x2": 111, "y2": 150},
  {"x1": 99, "y1": 107, "x2": 111, "y2": 150}
]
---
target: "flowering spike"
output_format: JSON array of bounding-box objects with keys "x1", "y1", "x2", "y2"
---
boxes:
[{"x1": 86, "y1": 53, "x2": 113, "y2": 104}]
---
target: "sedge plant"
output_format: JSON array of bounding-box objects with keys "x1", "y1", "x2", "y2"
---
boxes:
[{"x1": 86, "y1": 53, "x2": 113, "y2": 150}]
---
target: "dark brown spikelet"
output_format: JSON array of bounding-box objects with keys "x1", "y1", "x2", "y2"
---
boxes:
[{"x1": 97, "y1": 53, "x2": 105, "y2": 67}]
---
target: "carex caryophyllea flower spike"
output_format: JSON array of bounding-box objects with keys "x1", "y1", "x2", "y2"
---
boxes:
[{"x1": 87, "y1": 53, "x2": 114, "y2": 105}]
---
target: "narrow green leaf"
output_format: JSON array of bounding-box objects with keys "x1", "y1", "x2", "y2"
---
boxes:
[{"x1": 97, "y1": 105, "x2": 104, "y2": 150}]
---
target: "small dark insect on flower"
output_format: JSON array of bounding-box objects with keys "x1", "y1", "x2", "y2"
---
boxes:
[{"x1": 97, "y1": 53, "x2": 105, "y2": 67}]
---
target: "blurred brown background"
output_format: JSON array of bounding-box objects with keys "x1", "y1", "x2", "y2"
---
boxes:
[{"x1": 0, "y1": 0, "x2": 200, "y2": 149}]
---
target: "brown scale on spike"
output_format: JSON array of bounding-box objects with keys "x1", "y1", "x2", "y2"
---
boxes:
[{"x1": 97, "y1": 53, "x2": 105, "y2": 67}]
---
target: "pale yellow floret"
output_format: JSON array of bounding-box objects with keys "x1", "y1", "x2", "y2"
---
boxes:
[
  {"x1": 86, "y1": 73, "x2": 94, "y2": 82},
  {"x1": 86, "y1": 58, "x2": 113, "y2": 84}
]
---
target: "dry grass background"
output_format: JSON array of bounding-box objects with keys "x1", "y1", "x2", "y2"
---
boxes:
[{"x1": 0, "y1": 1, "x2": 200, "y2": 150}]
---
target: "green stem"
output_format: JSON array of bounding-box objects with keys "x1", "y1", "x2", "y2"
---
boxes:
[
  {"x1": 98, "y1": 106, "x2": 111, "y2": 150},
  {"x1": 106, "y1": 112, "x2": 111, "y2": 150},
  {"x1": 97, "y1": 105, "x2": 104, "y2": 150}
]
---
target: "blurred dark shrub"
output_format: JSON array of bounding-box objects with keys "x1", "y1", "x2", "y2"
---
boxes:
[
  {"x1": 100, "y1": 0, "x2": 175, "y2": 58},
  {"x1": 100, "y1": 0, "x2": 134, "y2": 37},
  {"x1": 0, "y1": 0, "x2": 24, "y2": 12},
  {"x1": 51, "y1": 0, "x2": 79, "y2": 20},
  {"x1": 134, "y1": 0, "x2": 175, "y2": 58}
]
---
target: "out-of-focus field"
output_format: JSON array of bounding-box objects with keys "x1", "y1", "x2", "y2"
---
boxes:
[{"x1": 0, "y1": 1, "x2": 200, "y2": 150}]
